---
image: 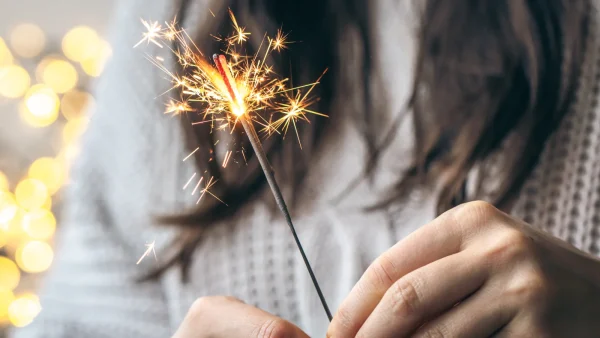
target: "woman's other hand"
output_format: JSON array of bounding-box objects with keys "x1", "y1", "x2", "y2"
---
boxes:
[
  {"x1": 327, "y1": 201, "x2": 600, "y2": 337},
  {"x1": 173, "y1": 296, "x2": 309, "y2": 338}
]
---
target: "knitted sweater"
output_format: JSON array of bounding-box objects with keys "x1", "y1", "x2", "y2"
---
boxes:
[{"x1": 12, "y1": 0, "x2": 600, "y2": 337}]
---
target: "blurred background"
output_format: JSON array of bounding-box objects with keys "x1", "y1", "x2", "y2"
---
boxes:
[{"x1": 0, "y1": 0, "x2": 115, "y2": 335}]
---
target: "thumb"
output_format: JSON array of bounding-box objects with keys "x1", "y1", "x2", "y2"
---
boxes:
[{"x1": 173, "y1": 296, "x2": 310, "y2": 338}]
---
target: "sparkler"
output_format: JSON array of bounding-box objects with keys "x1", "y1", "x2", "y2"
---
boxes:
[{"x1": 137, "y1": 10, "x2": 332, "y2": 321}]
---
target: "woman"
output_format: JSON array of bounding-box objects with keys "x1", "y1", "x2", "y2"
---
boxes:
[{"x1": 13, "y1": 0, "x2": 600, "y2": 336}]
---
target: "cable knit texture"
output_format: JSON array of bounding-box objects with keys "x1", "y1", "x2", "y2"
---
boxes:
[{"x1": 11, "y1": 0, "x2": 600, "y2": 337}]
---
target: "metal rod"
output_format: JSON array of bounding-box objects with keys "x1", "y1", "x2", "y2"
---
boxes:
[{"x1": 240, "y1": 117, "x2": 333, "y2": 321}]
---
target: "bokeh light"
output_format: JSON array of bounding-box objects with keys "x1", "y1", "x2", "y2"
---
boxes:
[
  {"x1": 0, "y1": 290, "x2": 15, "y2": 325},
  {"x1": 61, "y1": 90, "x2": 94, "y2": 121},
  {"x1": 14, "y1": 179, "x2": 48, "y2": 211},
  {"x1": 42, "y1": 59, "x2": 78, "y2": 93},
  {"x1": 0, "y1": 230, "x2": 6, "y2": 249},
  {"x1": 80, "y1": 38, "x2": 112, "y2": 77},
  {"x1": 22, "y1": 209, "x2": 56, "y2": 240},
  {"x1": 0, "y1": 65, "x2": 30, "y2": 98},
  {"x1": 0, "y1": 257, "x2": 20, "y2": 291},
  {"x1": 41, "y1": 195, "x2": 52, "y2": 211},
  {"x1": 0, "y1": 191, "x2": 18, "y2": 225},
  {"x1": 62, "y1": 117, "x2": 89, "y2": 146},
  {"x1": 16, "y1": 241, "x2": 54, "y2": 274},
  {"x1": 8, "y1": 294, "x2": 41, "y2": 327},
  {"x1": 34, "y1": 55, "x2": 59, "y2": 82},
  {"x1": 1, "y1": 208, "x2": 29, "y2": 257},
  {"x1": 0, "y1": 38, "x2": 13, "y2": 67},
  {"x1": 0, "y1": 171, "x2": 8, "y2": 191},
  {"x1": 28, "y1": 157, "x2": 64, "y2": 195},
  {"x1": 62, "y1": 26, "x2": 99, "y2": 62},
  {"x1": 9, "y1": 23, "x2": 46, "y2": 58},
  {"x1": 20, "y1": 85, "x2": 60, "y2": 127}
]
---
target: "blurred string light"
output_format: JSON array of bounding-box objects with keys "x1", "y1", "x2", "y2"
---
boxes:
[
  {"x1": 0, "y1": 290, "x2": 15, "y2": 325},
  {"x1": 9, "y1": 24, "x2": 45, "y2": 59},
  {"x1": 0, "y1": 22, "x2": 109, "y2": 329},
  {"x1": 8, "y1": 293, "x2": 41, "y2": 327},
  {"x1": 81, "y1": 39, "x2": 112, "y2": 77},
  {"x1": 0, "y1": 257, "x2": 20, "y2": 291},
  {"x1": 20, "y1": 84, "x2": 60, "y2": 128},
  {"x1": 0, "y1": 191, "x2": 18, "y2": 225},
  {"x1": 0, "y1": 38, "x2": 13, "y2": 66},
  {"x1": 62, "y1": 26, "x2": 112, "y2": 77},
  {"x1": 15, "y1": 241, "x2": 53, "y2": 274},
  {"x1": 28, "y1": 157, "x2": 64, "y2": 196},
  {"x1": 62, "y1": 26, "x2": 99, "y2": 62},
  {"x1": 22, "y1": 209, "x2": 56, "y2": 240},
  {"x1": 61, "y1": 89, "x2": 95, "y2": 121},
  {"x1": 62, "y1": 117, "x2": 89, "y2": 146},
  {"x1": 42, "y1": 59, "x2": 78, "y2": 93},
  {"x1": 0, "y1": 65, "x2": 30, "y2": 98},
  {"x1": 15, "y1": 179, "x2": 48, "y2": 211}
]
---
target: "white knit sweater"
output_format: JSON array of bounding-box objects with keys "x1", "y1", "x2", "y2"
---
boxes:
[{"x1": 12, "y1": 0, "x2": 600, "y2": 337}]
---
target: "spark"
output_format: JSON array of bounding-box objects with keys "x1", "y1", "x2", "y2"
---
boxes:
[
  {"x1": 269, "y1": 28, "x2": 290, "y2": 51},
  {"x1": 134, "y1": 19, "x2": 163, "y2": 48},
  {"x1": 183, "y1": 172, "x2": 197, "y2": 189},
  {"x1": 241, "y1": 147, "x2": 247, "y2": 164},
  {"x1": 222, "y1": 150, "x2": 233, "y2": 168},
  {"x1": 196, "y1": 176, "x2": 227, "y2": 205},
  {"x1": 227, "y1": 9, "x2": 250, "y2": 45},
  {"x1": 183, "y1": 147, "x2": 199, "y2": 161},
  {"x1": 191, "y1": 176, "x2": 204, "y2": 195},
  {"x1": 136, "y1": 240, "x2": 157, "y2": 264},
  {"x1": 165, "y1": 99, "x2": 193, "y2": 114},
  {"x1": 139, "y1": 10, "x2": 326, "y2": 194}
]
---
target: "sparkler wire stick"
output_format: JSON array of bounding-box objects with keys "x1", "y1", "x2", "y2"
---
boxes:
[{"x1": 213, "y1": 54, "x2": 333, "y2": 321}]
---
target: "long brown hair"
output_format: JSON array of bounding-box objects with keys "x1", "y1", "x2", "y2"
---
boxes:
[{"x1": 148, "y1": 0, "x2": 590, "y2": 280}]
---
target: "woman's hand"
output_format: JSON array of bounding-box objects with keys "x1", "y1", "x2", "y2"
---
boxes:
[
  {"x1": 173, "y1": 296, "x2": 309, "y2": 338},
  {"x1": 327, "y1": 201, "x2": 600, "y2": 337}
]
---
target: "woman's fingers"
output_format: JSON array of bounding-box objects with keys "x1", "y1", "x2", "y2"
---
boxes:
[
  {"x1": 172, "y1": 296, "x2": 309, "y2": 338},
  {"x1": 355, "y1": 250, "x2": 488, "y2": 337},
  {"x1": 328, "y1": 202, "x2": 491, "y2": 337},
  {"x1": 413, "y1": 283, "x2": 517, "y2": 338}
]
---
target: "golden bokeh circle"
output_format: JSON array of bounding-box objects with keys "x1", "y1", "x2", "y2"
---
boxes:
[
  {"x1": 0, "y1": 257, "x2": 20, "y2": 291},
  {"x1": 0, "y1": 38, "x2": 13, "y2": 67},
  {"x1": 62, "y1": 26, "x2": 99, "y2": 62},
  {"x1": 9, "y1": 23, "x2": 46, "y2": 58},
  {"x1": 0, "y1": 191, "x2": 18, "y2": 224},
  {"x1": 81, "y1": 39, "x2": 112, "y2": 77},
  {"x1": 8, "y1": 294, "x2": 41, "y2": 327},
  {"x1": 0, "y1": 65, "x2": 30, "y2": 98},
  {"x1": 42, "y1": 59, "x2": 78, "y2": 93},
  {"x1": 20, "y1": 85, "x2": 60, "y2": 127},
  {"x1": 61, "y1": 90, "x2": 94, "y2": 121},
  {"x1": 28, "y1": 157, "x2": 64, "y2": 195},
  {"x1": 14, "y1": 179, "x2": 48, "y2": 210},
  {"x1": 16, "y1": 241, "x2": 54, "y2": 273},
  {"x1": 0, "y1": 290, "x2": 15, "y2": 324},
  {"x1": 22, "y1": 209, "x2": 56, "y2": 240}
]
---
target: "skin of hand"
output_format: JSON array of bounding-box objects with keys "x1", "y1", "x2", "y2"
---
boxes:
[
  {"x1": 172, "y1": 296, "x2": 309, "y2": 338},
  {"x1": 326, "y1": 201, "x2": 600, "y2": 337}
]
